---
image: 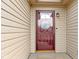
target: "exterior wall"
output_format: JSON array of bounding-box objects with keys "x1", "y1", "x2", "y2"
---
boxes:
[
  {"x1": 31, "y1": 7, "x2": 66, "y2": 53},
  {"x1": 66, "y1": 0, "x2": 78, "y2": 59},
  {"x1": 1, "y1": 0, "x2": 31, "y2": 59}
]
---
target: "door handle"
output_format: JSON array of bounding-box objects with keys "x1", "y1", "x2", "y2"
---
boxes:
[{"x1": 56, "y1": 28, "x2": 58, "y2": 29}]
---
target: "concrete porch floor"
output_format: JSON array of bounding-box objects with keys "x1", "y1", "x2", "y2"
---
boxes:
[{"x1": 29, "y1": 52, "x2": 71, "y2": 59}]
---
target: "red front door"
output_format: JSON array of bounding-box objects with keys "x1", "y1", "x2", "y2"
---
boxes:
[{"x1": 36, "y1": 10, "x2": 55, "y2": 51}]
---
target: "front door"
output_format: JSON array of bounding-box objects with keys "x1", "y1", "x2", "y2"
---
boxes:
[{"x1": 36, "y1": 10, "x2": 55, "y2": 51}]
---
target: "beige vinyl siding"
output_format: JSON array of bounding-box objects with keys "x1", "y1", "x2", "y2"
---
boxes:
[
  {"x1": 31, "y1": 7, "x2": 66, "y2": 53},
  {"x1": 66, "y1": 0, "x2": 78, "y2": 59},
  {"x1": 1, "y1": 0, "x2": 31, "y2": 59}
]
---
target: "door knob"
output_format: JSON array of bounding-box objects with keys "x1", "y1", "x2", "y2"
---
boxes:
[{"x1": 56, "y1": 28, "x2": 58, "y2": 29}]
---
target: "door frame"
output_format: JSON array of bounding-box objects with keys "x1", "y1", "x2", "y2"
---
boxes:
[{"x1": 36, "y1": 10, "x2": 55, "y2": 51}]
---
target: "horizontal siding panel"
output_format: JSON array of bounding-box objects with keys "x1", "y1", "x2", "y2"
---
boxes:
[
  {"x1": 1, "y1": 26, "x2": 29, "y2": 33},
  {"x1": 1, "y1": 0, "x2": 31, "y2": 59},
  {"x1": 2, "y1": 36, "x2": 29, "y2": 49},
  {"x1": 1, "y1": 33, "x2": 28, "y2": 41},
  {"x1": 66, "y1": 0, "x2": 78, "y2": 59}
]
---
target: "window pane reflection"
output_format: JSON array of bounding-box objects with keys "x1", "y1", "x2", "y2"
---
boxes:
[{"x1": 38, "y1": 12, "x2": 53, "y2": 29}]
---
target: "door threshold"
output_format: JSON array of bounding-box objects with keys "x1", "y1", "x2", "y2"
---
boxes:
[{"x1": 36, "y1": 50, "x2": 55, "y2": 53}]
